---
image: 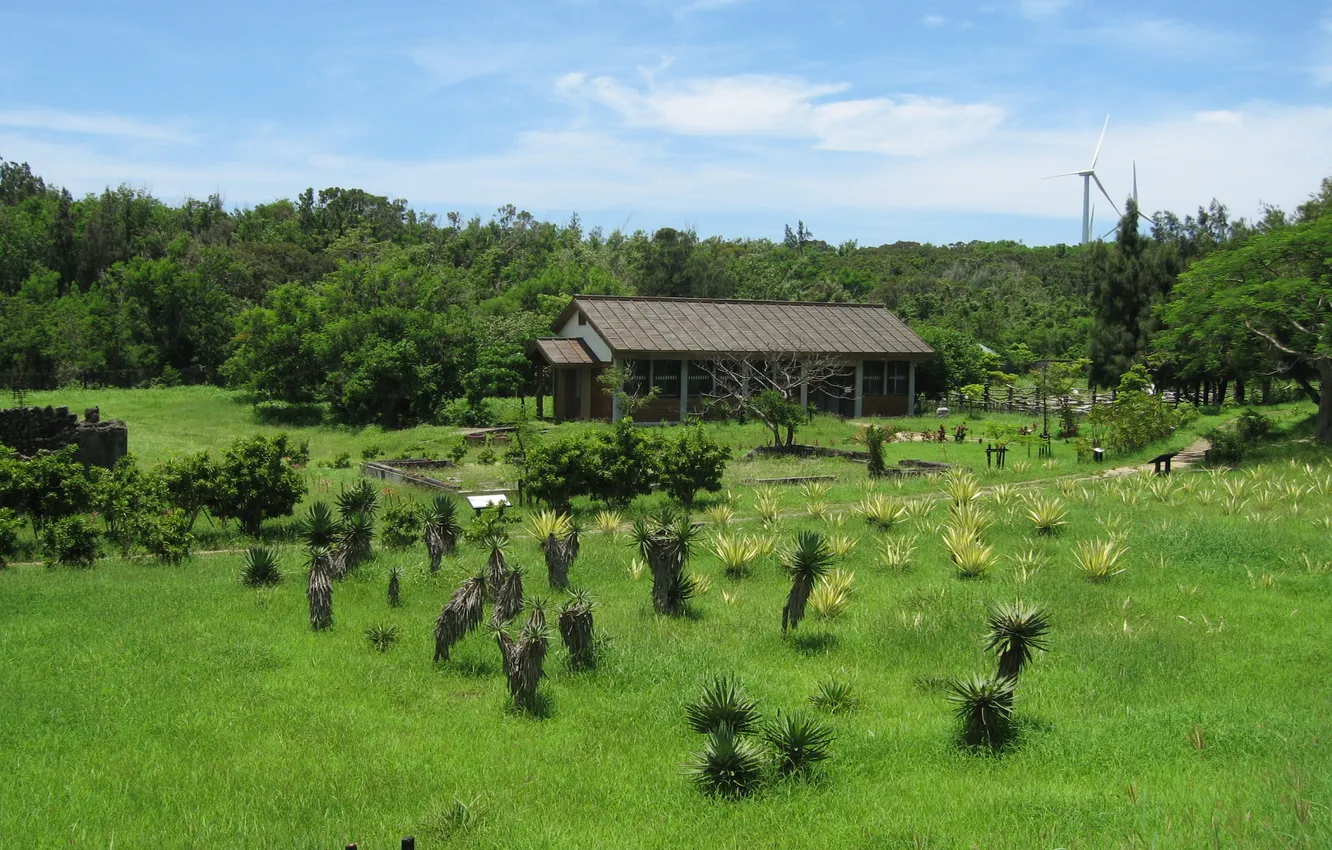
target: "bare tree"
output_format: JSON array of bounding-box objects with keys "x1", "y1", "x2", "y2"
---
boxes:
[{"x1": 700, "y1": 351, "x2": 856, "y2": 447}]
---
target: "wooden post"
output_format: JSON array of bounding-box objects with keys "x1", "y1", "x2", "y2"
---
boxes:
[{"x1": 402, "y1": 838, "x2": 416, "y2": 850}]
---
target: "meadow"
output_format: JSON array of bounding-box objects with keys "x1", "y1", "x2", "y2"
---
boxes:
[{"x1": 1, "y1": 389, "x2": 1329, "y2": 848}]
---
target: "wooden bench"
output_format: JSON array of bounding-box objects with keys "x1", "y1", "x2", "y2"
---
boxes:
[{"x1": 1149, "y1": 451, "x2": 1179, "y2": 476}]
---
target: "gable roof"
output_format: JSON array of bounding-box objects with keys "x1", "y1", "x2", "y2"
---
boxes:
[
  {"x1": 531, "y1": 337, "x2": 603, "y2": 366},
  {"x1": 557, "y1": 295, "x2": 933, "y2": 359}
]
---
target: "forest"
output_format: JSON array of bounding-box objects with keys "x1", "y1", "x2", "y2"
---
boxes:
[{"x1": 1, "y1": 156, "x2": 1328, "y2": 430}]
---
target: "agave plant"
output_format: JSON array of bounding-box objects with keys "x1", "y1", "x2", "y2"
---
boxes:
[
  {"x1": 685, "y1": 674, "x2": 762, "y2": 735},
  {"x1": 1055, "y1": 478, "x2": 1080, "y2": 500},
  {"x1": 492, "y1": 566, "x2": 525, "y2": 626},
  {"x1": 799, "y1": 480, "x2": 832, "y2": 501},
  {"x1": 877, "y1": 535, "x2": 917, "y2": 572},
  {"x1": 1010, "y1": 460, "x2": 1031, "y2": 474},
  {"x1": 558, "y1": 589, "x2": 596, "y2": 671},
  {"x1": 809, "y1": 677, "x2": 860, "y2": 714},
  {"x1": 528, "y1": 509, "x2": 576, "y2": 590},
  {"x1": 764, "y1": 710, "x2": 834, "y2": 777},
  {"x1": 943, "y1": 472, "x2": 982, "y2": 506},
  {"x1": 482, "y1": 532, "x2": 510, "y2": 595},
  {"x1": 710, "y1": 533, "x2": 763, "y2": 579},
  {"x1": 1026, "y1": 497, "x2": 1068, "y2": 537},
  {"x1": 1073, "y1": 539, "x2": 1128, "y2": 582},
  {"x1": 387, "y1": 565, "x2": 402, "y2": 607},
  {"x1": 703, "y1": 504, "x2": 735, "y2": 529},
  {"x1": 240, "y1": 546, "x2": 282, "y2": 587},
  {"x1": 433, "y1": 574, "x2": 487, "y2": 662},
  {"x1": 984, "y1": 599, "x2": 1051, "y2": 680},
  {"x1": 988, "y1": 483, "x2": 1018, "y2": 508},
  {"x1": 902, "y1": 498, "x2": 934, "y2": 523},
  {"x1": 782, "y1": 531, "x2": 835, "y2": 633},
  {"x1": 683, "y1": 724, "x2": 766, "y2": 798},
  {"x1": 755, "y1": 493, "x2": 782, "y2": 527},
  {"x1": 809, "y1": 569, "x2": 855, "y2": 620},
  {"x1": 859, "y1": 493, "x2": 906, "y2": 529},
  {"x1": 364, "y1": 622, "x2": 399, "y2": 653},
  {"x1": 307, "y1": 552, "x2": 334, "y2": 631},
  {"x1": 1007, "y1": 548, "x2": 1046, "y2": 583},
  {"x1": 631, "y1": 508, "x2": 702, "y2": 616},
  {"x1": 337, "y1": 479, "x2": 380, "y2": 520},
  {"x1": 593, "y1": 510, "x2": 624, "y2": 541},
  {"x1": 805, "y1": 501, "x2": 830, "y2": 521},
  {"x1": 947, "y1": 673, "x2": 1016, "y2": 750},
  {"x1": 422, "y1": 495, "x2": 462, "y2": 573},
  {"x1": 336, "y1": 510, "x2": 375, "y2": 575},
  {"x1": 948, "y1": 535, "x2": 996, "y2": 580},
  {"x1": 297, "y1": 502, "x2": 339, "y2": 554},
  {"x1": 827, "y1": 534, "x2": 858, "y2": 559},
  {"x1": 496, "y1": 601, "x2": 550, "y2": 713}
]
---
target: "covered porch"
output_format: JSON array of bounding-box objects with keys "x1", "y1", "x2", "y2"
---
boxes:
[{"x1": 530, "y1": 338, "x2": 610, "y2": 423}]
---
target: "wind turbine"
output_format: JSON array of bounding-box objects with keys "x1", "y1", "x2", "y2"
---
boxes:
[
  {"x1": 1098, "y1": 161, "x2": 1156, "y2": 241},
  {"x1": 1046, "y1": 114, "x2": 1119, "y2": 244}
]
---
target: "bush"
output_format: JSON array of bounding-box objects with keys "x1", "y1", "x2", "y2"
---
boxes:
[
  {"x1": 0, "y1": 507, "x2": 21, "y2": 567},
  {"x1": 13, "y1": 446, "x2": 94, "y2": 531},
  {"x1": 141, "y1": 510, "x2": 194, "y2": 564},
  {"x1": 360, "y1": 444, "x2": 382, "y2": 461},
  {"x1": 1204, "y1": 408, "x2": 1272, "y2": 465},
  {"x1": 659, "y1": 426, "x2": 729, "y2": 508},
  {"x1": 240, "y1": 547, "x2": 283, "y2": 587},
  {"x1": 213, "y1": 434, "x2": 309, "y2": 535},
  {"x1": 447, "y1": 442, "x2": 468, "y2": 463},
  {"x1": 525, "y1": 437, "x2": 594, "y2": 512},
  {"x1": 587, "y1": 419, "x2": 661, "y2": 507},
  {"x1": 157, "y1": 451, "x2": 219, "y2": 531},
  {"x1": 42, "y1": 515, "x2": 100, "y2": 568},
  {"x1": 1086, "y1": 366, "x2": 1195, "y2": 453},
  {"x1": 330, "y1": 452, "x2": 352, "y2": 469},
  {"x1": 476, "y1": 447, "x2": 497, "y2": 465},
  {"x1": 381, "y1": 501, "x2": 422, "y2": 549},
  {"x1": 864, "y1": 424, "x2": 886, "y2": 478}
]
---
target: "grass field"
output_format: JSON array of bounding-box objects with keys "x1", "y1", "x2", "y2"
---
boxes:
[{"x1": 2, "y1": 389, "x2": 1330, "y2": 847}]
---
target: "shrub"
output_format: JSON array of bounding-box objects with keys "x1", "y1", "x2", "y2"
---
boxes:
[
  {"x1": 365, "y1": 622, "x2": 399, "y2": 652},
  {"x1": 684, "y1": 725, "x2": 766, "y2": 799},
  {"x1": 14, "y1": 446, "x2": 94, "y2": 532},
  {"x1": 381, "y1": 502, "x2": 422, "y2": 549},
  {"x1": 659, "y1": 426, "x2": 729, "y2": 508},
  {"x1": 214, "y1": 434, "x2": 308, "y2": 535},
  {"x1": 1087, "y1": 366, "x2": 1196, "y2": 453},
  {"x1": 864, "y1": 424, "x2": 887, "y2": 477},
  {"x1": 524, "y1": 437, "x2": 593, "y2": 512},
  {"x1": 360, "y1": 444, "x2": 382, "y2": 461},
  {"x1": 157, "y1": 451, "x2": 219, "y2": 531},
  {"x1": 447, "y1": 441, "x2": 469, "y2": 463},
  {"x1": 947, "y1": 674, "x2": 1016, "y2": 750},
  {"x1": 241, "y1": 547, "x2": 282, "y2": 587},
  {"x1": 141, "y1": 510, "x2": 194, "y2": 565},
  {"x1": 331, "y1": 452, "x2": 352, "y2": 469},
  {"x1": 587, "y1": 419, "x2": 662, "y2": 507},
  {"x1": 476, "y1": 447, "x2": 497, "y2": 465},
  {"x1": 42, "y1": 515, "x2": 100, "y2": 568},
  {"x1": 0, "y1": 507, "x2": 22, "y2": 568},
  {"x1": 809, "y1": 678, "x2": 860, "y2": 714},
  {"x1": 685, "y1": 675, "x2": 762, "y2": 735},
  {"x1": 764, "y1": 710, "x2": 834, "y2": 777}
]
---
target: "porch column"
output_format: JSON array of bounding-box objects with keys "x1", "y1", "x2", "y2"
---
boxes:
[
  {"x1": 908, "y1": 360, "x2": 916, "y2": 416},
  {"x1": 853, "y1": 360, "x2": 864, "y2": 418},
  {"x1": 799, "y1": 363, "x2": 809, "y2": 410},
  {"x1": 611, "y1": 358, "x2": 622, "y2": 422},
  {"x1": 680, "y1": 359, "x2": 689, "y2": 422}
]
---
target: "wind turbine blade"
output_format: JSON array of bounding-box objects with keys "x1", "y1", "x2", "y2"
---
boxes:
[
  {"x1": 1132, "y1": 161, "x2": 1139, "y2": 205},
  {"x1": 1090, "y1": 114, "x2": 1110, "y2": 168},
  {"x1": 1044, "y1": 171, "x2": 1085, "y2": 179},
  {"x1": 1101, "y1": 223, "x2": 1120, "y2": 241},
  {"x1": 1092, "y1": 173, "x2": 1121, "y2": 217}
]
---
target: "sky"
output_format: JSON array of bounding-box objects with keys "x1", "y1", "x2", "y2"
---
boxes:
[{"x1": 1, "y1": 0, "x2": 1330, "y2": 246}]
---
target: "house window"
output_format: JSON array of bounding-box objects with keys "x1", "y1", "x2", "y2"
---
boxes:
[
  {"x1": 577, "y1": 312, "x2": 587, "y2": 326},
  {"x1": 628, "y1": 360, "x2": 649, "y2": 395},
  {"x1": 886, "y1": 361, "x2": 909, "y2": 395},
  {"x1": 862, "y1": 361, "x2": 885, "y2": 396},
  {"x1": 688, "y1": 361, "x2": 714, "y2": 397},
  {"x1": 651, "y1": 360, "x2": 681, "y2": 398}
]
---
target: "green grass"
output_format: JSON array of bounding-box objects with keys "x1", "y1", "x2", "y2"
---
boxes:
[{"x1": 2, "y1": 389, "x2": 1330, "y2": 846}]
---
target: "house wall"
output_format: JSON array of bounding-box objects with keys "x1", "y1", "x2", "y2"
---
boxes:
[
  {"x1": 861, "y1": 395, "x2": 909, "y2": 417},
  {"x1": 556, "y1": 312, "x2": 613, "y2": 362}
]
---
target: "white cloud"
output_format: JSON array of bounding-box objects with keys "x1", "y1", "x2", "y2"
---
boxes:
[
  {"x1": 921, "y1": 15, "x2": 946, "y2": 27},
  {"x1": 406, "y1": 43, "x2": 532, "y2": 87},
  {"x1": 0, "y1": 108, "x2": 193, "y2": 144},
  {"x1": 1084, "y1": 17, "x2": 1242, "y2": 58},
  {"x1": 1019, "y1": 0, "x2": 1072, "y2": 21},
  {"x1": 559, "y1": 72, "x2": 1005, "y2": 155}
]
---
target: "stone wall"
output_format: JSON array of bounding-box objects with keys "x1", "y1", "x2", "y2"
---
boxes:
[{"x1": 0, "y1": 405, "x2": 128, "y2": 468}]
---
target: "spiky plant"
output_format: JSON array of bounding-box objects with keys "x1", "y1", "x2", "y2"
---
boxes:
[
  {"x1": 1055, "y1": 478, "x2": 1080, "y2": 499},
  {"x1": 631, "y1": 508, "x2": 702, "y2": 616},
  {"x1": 593, "y1": 510, "x2": 623, "y2": 541},
  {"x1": 764, "y1": 710, "x2": 834, "y2": 777},
  {"x1": 422, "y1": 495, "x2": 462, "y2": 573},
  {"x1": 809, "y1": 569, "x2": 855, "y2": 620},
  {"x1": 1026, "y1": 497, "x2": 1068, "y2": 537},
  {"x1": 337, "y1": 479, "x2": 380, "y2": 520},
  {"x1": 865, "y1": 424, "x2": 887, "y2": 478},
  {"x1": 755, "y1": 493, "x2": 782, "y2": 527},
  {"x1": 877, "y1": 535, "x2": 917, "y2": 572},
  {"x1": 799, "y1": 480, "x2": 831, "y2": 501},
  {"x1": 240, "y1": 547, "x2": 282, "y2": 587},
  {"x1": 387, "y1": 565, "x2": 402, "y2": 607},
  {"x1": 827, "y1": 534, "x2": 857, "y2": 559},
  {"x1": 988, "y1": 483, "x2": 1017, "y2": 508},
  {"x1": 943, "y1": 472, "x2": 982, "y2": 506},
  {"x1": 558, "y1": 589, "x2": 596, "y2": 671},
  {"x1": 482, "y1": 532, "x2": 510, "y2": 595},
  {"x1": 1010, "y1": 460, "x2": 1031, "y2": 474},
  {"x1": 296, "y1": 502, "x2": 339, "y2": 553},
  {"x1": 902, "y1": 497, "x2": 934, "y2": 523},
  {"x1": 947, "y1": 674, "x2": 1016, "y2": 750},
  {"x1": 526, "y1": 509, "x2": 573, "y2": 544},
  {"x1": 858, "y1": 493, "x2": 906, "y2": 529},
  {"x1": 1007, "y1": 548, "x2": 1045, "y2": 583},
  {"x1": 336, "y1": 510, "x2": 375, "y2": 574},
  {"x1": 307, "y1": 552, "x2": 334, "y2": 631},
  {"x1": 496, "y1": 601, "x2": 550, "y2": 712},
  {"x1": 782, "y1": 531, "x2": 834, "y2": 633},
  {"x1": 703, "y1": 504, "x2": 735, "y2": 528},
  {"x1": 947, "y1": 503, "x2": 992, "y2": 539},
  {"x1": 364, "y1": 622, "x2": 399, "y2": 653},
  {"x1": 809, "y1": 677, "x2": 860, "y2": 714},
  {"x1": 433, "y1": 574, "x2": 487, "y2": 662},
  {"x1": 492, "y1": 566, "x2": 525, "y2": 626},
  {"x1": 709, "y1": 533, "x2": 763, "y2": 578},
  {"x1": 683, "y1": 724, "x2": 766, "y2": 799},
  {"x1": 984, "y1": 599, "x2": 1051, "y2": 680},
  {"x1": 1073, "y1": 538, "x2": 1128, "y2": 582},
  {"x1": 685, "y1": 674, "x2": 762, "y2": 735},
  {"x1": 805, "y1": 501, "x2": 830, "y2": 521},
  {"x1": 949, "y1": 536, "x2": 996, "y2": 579}
]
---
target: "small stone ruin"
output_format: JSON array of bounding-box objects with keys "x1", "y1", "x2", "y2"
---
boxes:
[{"x1": 0, "y1": 405, "x2": 128, "y2": 468}]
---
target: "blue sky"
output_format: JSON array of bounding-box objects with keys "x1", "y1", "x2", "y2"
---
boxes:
[{"x1": 1, "y1": 0, "x2": 1330, "y2": 245}]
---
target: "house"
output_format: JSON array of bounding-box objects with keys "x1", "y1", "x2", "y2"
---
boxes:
[{"x1": 530, "y1": 295, "x2": 934, "y2": 422}]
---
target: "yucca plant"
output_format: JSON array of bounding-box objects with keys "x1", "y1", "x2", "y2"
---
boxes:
[
  {"x1": 703, "y1": 504, "x2": 735, "y2": 528},
  {"x1": 827, "y1": 534, "x2": 858, "y2": 559},
  {"x1": 1026, "y1": 497, "x2": 1068, "y2": 537},
  {"x1": 689, "y1": 571, "x2": 713, "y2": 595},
  {"x1": 826, "y1": 511, "x2": 848, "y2": 529},
  {"x1": 1055, "y1": 478, "x2": 1079, "y2": 499},
  {"x1": 1073, "y1": 538, "x2": 1128, "y2": 582},
  {"x1": 336, "y1": 510, "x2": 375, "y2": 575},
  {"x1": 947, "y1": 534, "x2": 995, "y2": 579},
  {"x1": 627, "y1": 557, "x2": 647, "y2": 580},
  {"x1": 859, "y1": 493, "x2": 906, "y2": 529},
  {"x1": 387, "y1": 565, "x2": 402, "y2": 607},
  {"x1": 809, "y1": 569, "x2": 855, "y2": 620},
  {"x1": 683, "y1": 724, "x2": 766, "y2": 799},
  {"x1": 877, "y1": 535, "x2": 917, "y2": 571},
  {"x1": 307, "y1": 552, "x2": 334, "y2": 631},
  {"x1": 764, "y1": 710, "x2": 834, "y2": 777},
  {"x1": 337, "y1": 479, "x2": 380, "y2": 519},
  {"x1": 799, "y1": 480, "x2": 831, "y2": 501},
  {"x1": 984, "y1": 599, "x2": 1051, "y2": 680},
  {"x1": 685, "y1": 674, "x2": 762, "y2": 735},
  {"x1": 528, "y1": 509, "x2": 576, "y2": 590},
  {"x1": 902, "y1": 498, "x2": 934, "y2": 523},
  {"x1": 297, "y1": 501, "x2": 339, "y2": 554},
  {"x1": 422, "y1": 495, "x2": 462, "y2": 573},
  {"x1": 805, "y1": 500, "x2": 830, "y2": 521},
  {"x1": 948, "y1": 674, "x2": 1016, "y2": 749},
  {"x1": 1007, "y1": 548, "x2": 1046, "y2": 583},
  {"x1": 364, "y1": 622, "x2": 399, "y2": 653},
  {"x1": 943, "y1": 472, "x2": 982, "y2": 506},
  {"x1": 1221, "y1": 494, "x2": 1249, "y2": 516},
  {"x1": 496, "y1": 602, "x2": 550, "y2": 713},
  {"x1": 947, "y1": 503, "x2": 993, "y2": 539},
  {"x1": 240, "y1": 546, "x2": 282, "y2": 587},
  {"x1": 755, "y1": 493, "x2": 782, "y2": 527},
  {"x1": 1043, "y1": 458, "x2": 1059, "y2": 471},
  {"x1": 558, "y1": 589, "x2": 596, "y2": 671},
  {"x1": 492, "y1": 566, "x2": 525, "y2": 626},
  {"x1": 1010, "y1": 460, "x2": 1031, "y2": 474},
  {"x1": 988, "y1": 483, "x2": 1018, "y2": 508},
  {"x1": 710, "y1": 533, "x2": 763, "y2": 579},
  {"x1": 433, "y1": 574, "x2": 487, "y2": 662},
  {"x1": 782, "y1": 531, "x2": 835, "y2": 633},
  {"x1": 632, "y1": 508, "x2": 702, "y2": 616},
  {"x1": 809, "y1": 677, "x2": 860, "y2": 714},
  {"x1": 482, "y1": 532, "x2": 510, "y2": 595},
  {"x1": 593, "y1": 510, "x2": 623, "y2": 541}
]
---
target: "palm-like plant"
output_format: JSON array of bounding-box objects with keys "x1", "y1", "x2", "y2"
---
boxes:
[
  {"x1": 764, "y1": 710, "x2": 834, "y2": 776},
  {"x1": 558, "y1": 589, "x2": 596, "y2": 671},
  {"x1": 433, "y1": 574, "x2": 486, "y2": 662},
  {"x1": 809, "y1": 569, "x2": 855, "y2": 620},
  {"x1": 482, "y1": 532, "x2": 510, "y2": 596},
  {"x1": 1026, "y1": 497, "x2": 1068, "y2": 537},
  {"x1": 527, "y1": 510, "x2": 576, "y2": 590},
  {"x1": 492, "y1": 566, "x2": 525, "y2": 626},
  {"x1": 336, "y1": 510, "x2": 375, "y2": 574},
  {"x1": 685, "y1": 674, "x2": 762, "y2": 735},
  {"x1": 422, "y1": 495, "x2": 461, "y2": 573},
  {"x1": 984, "y1": 599, "x2": 1051, "y2": 680},
  {"x1": 337, "y1": 479, "x2": 380, "y2": 519},
  {"x1": 241, "y1": 547, "x2": 282, "y2": 587},
  {"x1": 387, "y1": 565, "x2": 402, "y2": 607},
  {"x1": 307, "y1": 552, "x2": 333, "y2": 631},
  {"x1": 296, "y1": 502, "x2": 339, "y2": 553},
  {"x1": 947, "y1": 673, "x2": 1016, "y2": 750},
  {"x1": 496, "y1": 601, "x2": 549, "y2": 713},
  {"x1": 809, "y1": 678, "x2": 860, "y2": 714},
  {"x1": 782, "y1": 531, "x2": 834, "y2": 633},
  {"x1": 1073, "y1": 538, "x2": 1128, "y2": 582},
  {"x1": 709, "y1": 533, "x2": 763, "y2": 578},
  {"x1": 683, "y1": 724, "x2": 766, "y2": 798},
  {"x1": 631, "y1": 508, "x2": 702, "y2": 616}
]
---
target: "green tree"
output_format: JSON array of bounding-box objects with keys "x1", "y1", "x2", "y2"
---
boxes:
[{"x1": 213, "y1": 434, "x2": 308, "y2": 534}]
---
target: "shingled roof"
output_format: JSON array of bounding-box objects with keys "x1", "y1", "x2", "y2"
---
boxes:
[
  {"x1": 555, "y1": 296, "x2": 933, "y2": 359},
  {"x1": 531, "y1": 337, "x2": 603, "y2": 366}
]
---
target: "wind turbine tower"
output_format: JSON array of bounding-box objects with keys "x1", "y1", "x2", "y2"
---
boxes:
[{"x1": 1047, "y1": 115, "x2": 1120, "y2": 244}]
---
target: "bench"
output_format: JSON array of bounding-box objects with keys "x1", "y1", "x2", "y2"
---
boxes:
[
  {"x1": 465, "y1": 493, "x2": 511, "y2": 515},
  {"x1": 1149, "y1": 451, "x2": 1179, "y2": 476}
]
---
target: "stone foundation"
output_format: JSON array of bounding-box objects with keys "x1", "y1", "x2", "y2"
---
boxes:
[{"x1": 0, "y1": 405, "x2": 128, "y2": 468}]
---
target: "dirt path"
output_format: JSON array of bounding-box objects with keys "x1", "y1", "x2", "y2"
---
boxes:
[{"x1": 1099, "y1": 437, "x2": 1211, "y2": 478}]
